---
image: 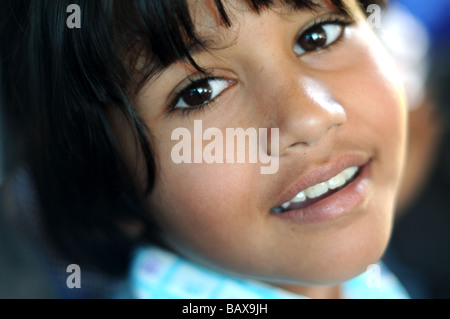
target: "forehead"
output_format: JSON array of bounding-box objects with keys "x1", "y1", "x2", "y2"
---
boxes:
[{"x1": 186, "y1": 0, "x2": 336, "y2": 49}]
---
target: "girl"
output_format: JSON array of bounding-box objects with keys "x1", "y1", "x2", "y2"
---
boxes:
[{"x1": 1, "y1": 0, "x2": 408, "y2": 298}]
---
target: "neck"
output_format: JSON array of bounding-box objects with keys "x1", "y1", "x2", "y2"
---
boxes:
[{"x1": 274, "y1": 283, "x2": 342, "y2": 299}]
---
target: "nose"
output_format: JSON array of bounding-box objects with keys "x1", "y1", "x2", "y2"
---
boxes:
[{"x1": 265, "y1": 74, "x2": 347, "y2": 152}]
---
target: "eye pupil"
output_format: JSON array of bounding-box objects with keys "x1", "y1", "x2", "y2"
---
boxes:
[
  {"x1": 299, "y1": 25, "x2": 327, "y2": 51},
  {"x1": 182, "y1": 80, "x2": 212, "y2": 106}
]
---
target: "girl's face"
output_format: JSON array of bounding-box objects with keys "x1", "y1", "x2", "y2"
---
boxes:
[{"x1": 124, "y1": 0, "x2": 407, "y2": 288}]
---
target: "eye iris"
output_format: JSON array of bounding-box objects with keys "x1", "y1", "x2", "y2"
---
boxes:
[
  {"x1": 182, "y1": 80, "x2": 212, "y2": 106},
  {"x1": 299, "y1": 25, "x2": 327, "y2": 51}
]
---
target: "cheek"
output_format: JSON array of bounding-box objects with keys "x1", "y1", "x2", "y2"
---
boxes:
[
  {"x1": 147, "y1": 142, "x2": 266, "y2": 264},
  {"x1": 328, "y1": 24, "x2": 407, "y2": 180},
  {"x1": 355, "y1": 34, "x2": 407, "y2": 183},
  {"x1": 343, "y1": 28, "x2": 407, "y2": 261}
]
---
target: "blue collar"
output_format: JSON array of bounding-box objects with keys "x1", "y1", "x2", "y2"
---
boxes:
[{"x1": 129, "y1": 246, "x2": 409, "y2": 299}]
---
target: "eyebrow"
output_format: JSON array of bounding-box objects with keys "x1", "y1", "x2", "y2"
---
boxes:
[{"x1": 185, "y1": 0, "x2": 343, "y2": 57}]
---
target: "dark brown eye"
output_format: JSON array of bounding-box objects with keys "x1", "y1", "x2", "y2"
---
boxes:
[
  {"x1": 180, "y1": 79, "x2": 212, "y2": 107},
  {"x1": 299, "y1": 25, "x2": 327, "y2": 51},
  {"x1": 294, "y1": 23, "x2": 344, "y2": 55},
  {"x1": 174, "y1": 78, "x2": 235, "y2": 108}
]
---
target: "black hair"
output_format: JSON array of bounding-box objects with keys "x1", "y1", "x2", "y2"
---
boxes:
[{"x1": 0, "y1": 0, "x2": 387, "y2": 277}]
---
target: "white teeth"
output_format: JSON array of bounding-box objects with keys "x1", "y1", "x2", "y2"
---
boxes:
[
  {"x1": 342, "y1": 166, "x2": 358, "y2": 179},
  {"x1": 304, "y1": 182, "x2": 328, "y2": 199},
  {"x1": 291, "y1": 191, "x2": 306, "y2": 203},
  {"x1": 327, "y1": 173, "x2": 346, "y2": 190},
  {"x1": 328, "y1": 167, "x2": 358, "y2": 190},
  {"x1": 279, "y1": 166, "x2": 359, "y2": 209}
]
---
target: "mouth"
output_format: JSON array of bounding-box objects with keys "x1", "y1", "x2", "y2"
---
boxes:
[
  {"x1": 269, "y1": 156, "x2": 372, "y2": 223},
  {"x1": 271, "y1": 166, "x2": 361, "y2": 214}
]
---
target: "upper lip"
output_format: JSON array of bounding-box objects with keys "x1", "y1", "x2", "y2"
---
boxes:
[{"x1": 272, "y1": 153, "x2": 371, "y2": 209}]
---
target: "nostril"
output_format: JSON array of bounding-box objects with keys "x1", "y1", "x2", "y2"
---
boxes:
[{"x1": 289, "y1": 141, "x2": 310, "y2": 148}]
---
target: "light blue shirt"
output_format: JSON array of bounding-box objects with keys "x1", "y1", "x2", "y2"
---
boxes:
[{"x1": 127, "y1": 246, "x2": 410, "y2": 299}]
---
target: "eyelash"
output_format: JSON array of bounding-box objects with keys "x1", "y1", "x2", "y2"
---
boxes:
[
  {"x1": 171, "y1": 91, "x2": 216, "y2": 116},
  {"x1": 297, "y1": 15, "x2": 353, "y2": 53},
  {"x1": 306, "y1": 15, "x2": 354, "y2": 33},
  {"x1": 304, "y1": 15, "x2": 355, "y2": 48},
  {"x1": 168, "y1": 15, "x2": 354, "y2": 116},
  {"x1": 168, "y1": 76, "x2": 234, "y2": 116}
]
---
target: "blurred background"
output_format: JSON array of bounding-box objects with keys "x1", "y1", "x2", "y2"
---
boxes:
[
  {"x1": 380, "y1": 0, "x2": 450, "y2": 299},
  {"x1": 1, "y1": 0, "x2": 450, "y2": 298}
]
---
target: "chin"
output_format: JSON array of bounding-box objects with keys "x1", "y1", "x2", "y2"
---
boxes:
[
  {"x1": 309, "y1": 225, "x2": 393, "y2": 285},
  {"x1": 285, "y1": 209, "x2": 393, "y2": 286}
]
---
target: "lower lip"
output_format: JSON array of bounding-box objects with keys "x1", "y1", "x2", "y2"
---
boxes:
[{"x1": 272, "y1": 162, "x2": 372, "y2": 224}]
